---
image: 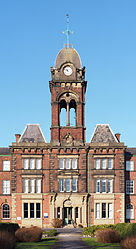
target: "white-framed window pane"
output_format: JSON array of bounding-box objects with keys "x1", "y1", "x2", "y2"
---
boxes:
[
  {"x1": 36, "y1": 179, "x2": 41, "y2": 193},
  {"x1": 108, "y1": 159, "x2": 113, "y2": 169},
  {"x1": 30, "y1": 159, "x2": 35, "y2": 169},
  {"x1": 126, "y1": 161, "x2": 134, "y2": 171},
  {"x1": 3, "y1": 161, "x2": 10, "y2": 171},
  {"x1": 59, "y1": 179, "x2": 64, "y2": 192},
  {"x1": 102, "y1": 159, "x2": 106, "y2": 169},
  {"x1": 72, "y1": 179, "x2": 77, "y2": 192},
  {"x1": 126, "y1": 204, "x2": 134, "y2": 219},
  {"x1": 95, "y1": 179, "x2": 100, "y2": 193},
  {"x1": 72, "y1": 159, "x2": 77, "y2": 169},
  {"x1": 66, "y1": 179, "x2": 71, "y2": 192},
  {"x1": 108, "y1": 180, "x2": 113, "y2": 193},
  {"x1": 95, "y1": 159, "x2": 100, "y2": 169},
  {"x1": 126, "y1": 180, "x2": 134, "y2": 194},
  {"x1": 23, "y1": 179, "x2": 29, "y2": 193},
  {"x1": 30, "y1": 179, "x2": 35, "y2": 193},
  {"x1": 108, "y1": 203, "x2": 113, "y2": 219},
  {"x1": 102, "y1": 180, "x2": 106, "y2": 193},
  {"x1": 59, "y1": 159, "x2": 64, "y2": 169},
  {"x1": 2, "y1": 204, "x2": 10, "y2": 219},
  {"x1": 102, "y1": 203, "x2": 106, "y2": 218},
  {"x1": 36, "y1": 159, "x2": 41, "y2": 169},
  {"x1": 96, "y1": 203, "x2": 100, "y2": 219},
  {"x1": 24, "y1": 203, "x2": 28, "y2": 218},
  {"x1": 24, "y1": 159, "x2": 29, "y2": 169},
  {"x1": 66, "y1": 159, "x2": 71, "y2": 169},
  {"x1": 3, "y1": 180, "x2": 10, "y2": 194}
]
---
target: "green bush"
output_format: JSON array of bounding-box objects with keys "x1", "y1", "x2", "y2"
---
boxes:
[
  {"x1": 114, "y1": 223, "x2": 136, "y2": 239},
  {"x1": 42, "y1": 229, "x2": 57, "y2": 237},
  {"x1": 83, "y1": 224, "x2": 114, "y2": 237},
  {"x1": 0, "y1": 222, "x2": 19, "y2": 234}
]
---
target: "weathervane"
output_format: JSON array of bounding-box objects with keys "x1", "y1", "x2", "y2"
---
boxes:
[{"x1": 62, "y1": 14, "x2": 73, "y2": 48}]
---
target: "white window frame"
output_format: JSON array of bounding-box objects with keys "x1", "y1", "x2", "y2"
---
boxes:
[
  {"x1": 72, "y1": 159, "x2": 77, "y2": 169},
  {"x1": 3, "y1": 180, "x2": 10, "y2": 194},
  {"x1": 23, "y1": 179, "x2": 29, "y2": 193},
  {"x1": 95, "y1": 203, "x2": 100, "y2": 219},
  {"x1": 30, "y1": 179, "x2": 35, "y2": 193},
  {"x1": 95, "y1": 159, "x2": 100, "y2": 169},
  {"x1": 126, "y1": 161, "x2": 134, "y2": 171},
  {"x1": 126, "y1": 204, "x2": 134, "y2": 219},
  {"x1": 95, "y1": 179, "x2": 100, "y2": 193},
  {"x1": 59, "y1": 179, "x2": 64, "y2": 192},
  {"x1": 36, "y1": 179, "x2": 41, "y2": 193},
  {"x1": 36, "y1": 159, "x2": 41, "y2": 169},
  {"x1": 108, "y1": 203, "x2": 113, "y2": 219},
  {"x1": 72, "y1": 178, "x2": 77, "y2": 192},
  {"x1": 66, "y1": 159, "x2": 71, "y2": 169},
  {"x1": 126, "y1": 180, "x2": 134, "y2": 194},
  {"x1": 108, "y1": 159, "x2": 113, "y2": 169},
  {"x1": 59, "y1": 159, "x2": 64, "y2": 169},
  {"x1": 101, "y1": 159, "x2": 106, "y2": 169},
  {"x1": 101, "y1": 179, "x2": 106, "y2": 193},
  {"x1": 66, "y1": 179, "x2": 71, "y2": 192},
  {"x1": 108, "y1": 179, "x2": 113, "y2": 193},
  {"x1": 3, "y1": 161, "x2": 10, "y2": 171},
  {"x1": 30, "y1": 159, "x2": 35, "y2": 169},
  {"x1": 24, "y1": 159, "x2": 29, "y2": 169}
]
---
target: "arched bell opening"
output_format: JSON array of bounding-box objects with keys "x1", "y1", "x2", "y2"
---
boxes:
[
  {"x1": 69, "y1": 99, "x2": 76, "y2": 126},
  {"x1": 60, "y1": 100, "x2": 67, "y2": 126}
]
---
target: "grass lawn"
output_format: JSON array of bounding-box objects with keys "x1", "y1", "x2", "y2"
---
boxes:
[
  {"x1": 83, "y1": 238, "x2": 121, "y2": 249},
  {"x1": 15, "y1": 238, "x2": 57, "y2": 249}
]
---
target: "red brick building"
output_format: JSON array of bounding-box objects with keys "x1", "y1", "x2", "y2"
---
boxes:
[{"x1": 0, "y1": 45, "x2": 135, "y2": 227}]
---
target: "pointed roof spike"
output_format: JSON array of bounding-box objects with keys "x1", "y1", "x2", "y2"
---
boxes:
[{"x1": 62, "y1": 14, "x2": 74, "y2": 48}]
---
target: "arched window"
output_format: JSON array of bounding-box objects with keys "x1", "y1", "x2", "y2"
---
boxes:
[
  {"x1": 69, "y1": 99, "x2": 76, "y2": 126},
  {"x1": 60, "y1": 100, "x2": 67, "y2": 126},
  {"x1": 2, "y1": 204, "x2": 10, "y2": 219}
]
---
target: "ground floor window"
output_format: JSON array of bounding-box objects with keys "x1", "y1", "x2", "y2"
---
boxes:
[
  {"x1": 2, "y1": 204, "x2": 10, "y2": 219},
  {"x1": 126, "y1": 204, "x2": 134, "y2": 219},
  {"x1": 75, "y1": 207, "x2": 78, "y2": 218},
  {"x1": 23, "y1": 203, "x2": 41, "y2": 219},
  {"x1": 57, "y1": 207, "x2": 60, "y2": 218},
  {"x1": 95, "y1": 202, "x2": 113, "y2": 219}
]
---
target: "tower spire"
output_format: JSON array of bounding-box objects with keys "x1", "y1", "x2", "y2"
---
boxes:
[{"x1": 62, "y1": 14, "x2": 73, "y2": 48}]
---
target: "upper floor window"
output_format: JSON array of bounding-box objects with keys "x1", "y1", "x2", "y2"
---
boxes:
[
  {"x1": 3, "y1": 180, "x2": 10, "y2": 194},
  {"x1": 59, "y1": 178, "x2": 77, "y2": 192},
  {"x1": 23, "y1": 158, "x2": 41, "y2": 170},
  {"x1": 3, "y1": 160, "x2": 10, "y2": 171},
  {"x1": 23, "y1": 179, "x2": 41, "y2": 193},
  {"x1": 95, "y1": 179, "x2": 113, "y2": 193},
  {"x1": 95, "y1": 158, "x2": 113, "y2": 169},
  {"x1": 95, "y1": 159, "x2": 100, "y2": 169},
  {"x1": 59, "y1": 158, "x2": 77, "y2": 170},
  {"x1": 126, "y1": 180, "x2": 134, "y2": 194},
  {"x1": 126, "y1": 161, "x2": 134, "y2": 171}
]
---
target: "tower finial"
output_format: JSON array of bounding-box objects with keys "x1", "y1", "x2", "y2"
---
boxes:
[{"x1": 62, "y1": 14, "x2": 73, "y2": 48}]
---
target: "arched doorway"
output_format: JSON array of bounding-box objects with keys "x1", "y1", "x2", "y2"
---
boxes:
[{"x1": 63, "y1": 199, "x2": 73, "y2": 225}]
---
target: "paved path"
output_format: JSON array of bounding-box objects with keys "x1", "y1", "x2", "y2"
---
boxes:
[{"x1": 51, "y1": 229, "x2": 90, "y2": 249}]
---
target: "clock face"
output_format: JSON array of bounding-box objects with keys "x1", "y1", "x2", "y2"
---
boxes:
[{"x1": 64, "y1": 66, "x2": 73, "y2": 76}]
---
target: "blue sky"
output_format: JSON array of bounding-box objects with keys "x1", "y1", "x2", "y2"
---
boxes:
[{"x1": 0, "y1": 0, "x2": 136, "y2": 147}]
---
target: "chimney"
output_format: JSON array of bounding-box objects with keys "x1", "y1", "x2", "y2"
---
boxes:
[
  {"x1": 115, "y1": 133, "x2": 120, "y2": 142},
  {"x1": 15, "y1": 134, "x2": 21, "y2": 143}
]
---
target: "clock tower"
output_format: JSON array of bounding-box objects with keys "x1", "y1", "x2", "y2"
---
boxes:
[{"x1": 49, "y1": 46, "x2": 87, "y2": 145}]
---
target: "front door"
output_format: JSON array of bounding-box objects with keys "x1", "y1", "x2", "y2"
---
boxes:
[{"x1": 63, "y1": 207, "x2": 72, "y2": 225}]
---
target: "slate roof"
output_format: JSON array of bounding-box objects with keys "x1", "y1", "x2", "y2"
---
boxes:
[
  {"x1": 0, "y1": 148, "x2": 11, "y2": 155},
  {"x1": 90, "y1": 124, "x2": 118, "y2": 143},
  {"x1": 126, "y1": 148, "x2": 136, "y2": 155},
  {"x1": 19, "y1": 124, "x2": 46, "y2": 143},
  {"x1": 55, "y1": 47, "x2": 81, "y2": 69}
]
